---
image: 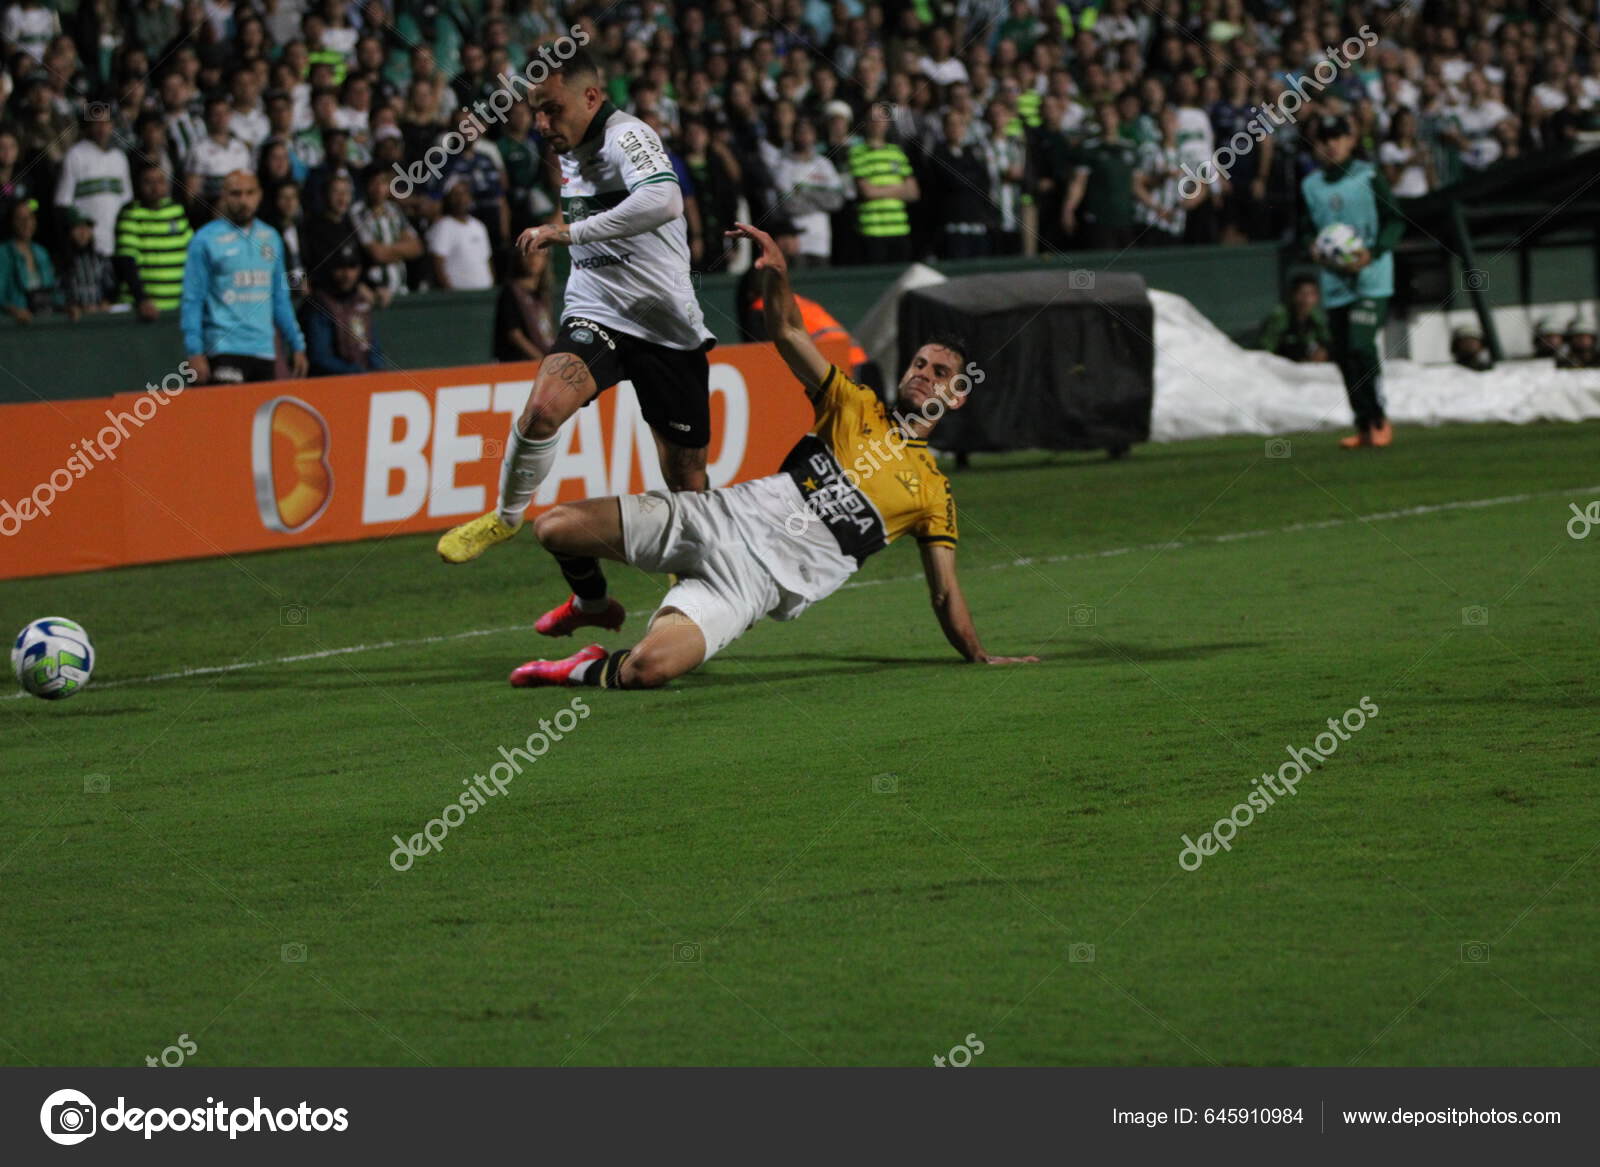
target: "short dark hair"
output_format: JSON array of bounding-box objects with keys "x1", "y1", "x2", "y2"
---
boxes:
[
  {"x1": 920, "y1": 331, "x2": 970, "y2": 370},
  {"x1": 1289, "y1": 274, "x2": 1318, "y2": 293},
  {"x1": 558, "y1": 46, "x2": 603, "y2": 87}
]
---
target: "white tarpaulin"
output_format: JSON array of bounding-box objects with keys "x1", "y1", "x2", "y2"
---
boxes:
[
  {"x1": 854, "y1": 278, "x2": 1600, "y2": 442},
  {"x1": 1150, "y1": 290, "x2": 1600, "y2": 442}
]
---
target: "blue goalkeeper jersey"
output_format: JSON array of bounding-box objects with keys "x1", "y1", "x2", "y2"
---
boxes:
[{"x1": 179, "y1": 217, "x2": 305, "y2": 359}]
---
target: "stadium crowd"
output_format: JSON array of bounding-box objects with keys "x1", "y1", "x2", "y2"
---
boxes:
[{"x1": 1, "y1": 0, "x2": 1597, "y2": 338}]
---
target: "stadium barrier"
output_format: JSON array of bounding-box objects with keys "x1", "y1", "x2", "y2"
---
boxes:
[{"x1": 0, "y1": 340, "x2": 844, "y2": 580}]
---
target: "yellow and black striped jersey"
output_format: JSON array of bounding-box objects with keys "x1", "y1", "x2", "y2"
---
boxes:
[{"x1": 778, "y1": 364, "x2": 958, "y2": 564}]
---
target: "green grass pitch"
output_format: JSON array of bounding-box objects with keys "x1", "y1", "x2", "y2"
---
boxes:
[{"x1": 3, "y1": 421, "x2": 1597, "y2": 1066}]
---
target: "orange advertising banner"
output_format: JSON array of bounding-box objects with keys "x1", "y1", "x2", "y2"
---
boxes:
[{"x1": 0, "y1": 341, "x2": 837, "y2": 580}]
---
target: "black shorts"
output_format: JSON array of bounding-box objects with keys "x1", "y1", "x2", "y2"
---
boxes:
[
  {"x1": 549, "y1": 316, "x2": 712, "y2": 448},
  {"x1": 210, "y1": 354, "x2": 277, "y2": 384}
]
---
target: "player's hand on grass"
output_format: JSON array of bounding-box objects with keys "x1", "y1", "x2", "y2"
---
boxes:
[
  {"x1": 978, "y1": 654, "x2": 1040, "y2": 665},
  {"x1": 519, "y1": 221, "x2": 571, "y2": 252},
  {"x1": 725, "y1": 222, "x2": 786, "y2": 273}
]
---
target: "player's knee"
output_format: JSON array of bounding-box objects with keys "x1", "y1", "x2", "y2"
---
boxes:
[
  {"x1": 532, "y1": 506, "x2": 577, "y2": 550},
  {"x1": 518, "y1": 401, "x2": 566, "y2": 440}
]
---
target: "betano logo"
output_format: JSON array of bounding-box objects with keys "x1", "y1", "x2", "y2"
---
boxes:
[
  {"x1": 358, "y1": 375, "x2": 750, "y2": 524},
  {"x1": 251, "y1": 396, "x2": 333, "y2": 533}
]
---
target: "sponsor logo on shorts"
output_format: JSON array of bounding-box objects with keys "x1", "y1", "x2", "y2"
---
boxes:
[
  {"x1": 565, "y1": 318, "x2": 616, "y2": 350},
  {"x1": 668, "y1": 421, "x2": 691, "y2": 432}
]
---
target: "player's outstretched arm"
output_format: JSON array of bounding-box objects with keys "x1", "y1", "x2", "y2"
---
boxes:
[
  {"x1": 918, "y1": 542, "x2": 1040, "y2": 665},
  {"x1": 724, "y1": 221, "x2": 830, "y2": 396}
]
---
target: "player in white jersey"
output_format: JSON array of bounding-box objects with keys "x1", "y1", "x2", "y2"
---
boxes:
[{"x1": 436, "y1": 49, "x2": 718, "y2": 639}]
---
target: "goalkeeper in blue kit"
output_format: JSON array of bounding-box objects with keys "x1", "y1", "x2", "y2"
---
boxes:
[{"x1": 179, "y1": 170, "x2": 306, "y2": 385}]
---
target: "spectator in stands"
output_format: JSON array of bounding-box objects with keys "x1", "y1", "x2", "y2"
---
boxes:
[
  {"x1": 54, "y1": 106, "x2": 131, "y2": 256},
  {"x1": 1457, "y1": 72, "x2": 1512, "y2": 171},
  {"x1": 681, "y1": 116, "x2": 743, "y2": 271},
  {"x1": 227, "y1": 68, "x2": 269, "y2": 153},
  {"x1": 493, "y1": 242, "x2": 557, "y2": 363},
  {"x1": 299, "y1": 239, "x2": 382, "y2": 376},
  {"x1": 847, "y1": 102, "x2": 918, "y2": 264},
  {"x1": 498, "y1": 102, "x2": 553, "y2": 242},
  {"x1": 302, "y1": 124, "x2": 355, "y2": 217},
  {"x1": 0, "y1": 198, "x2": 60, "y2": 323},
  {"x1": 772, "y1": 118, "x2": 846, "y2": 268},
  {"x1": 300, "y1": 169, "x2": 356, "y2": 288},
  {"x1": 179, "y1": 169, "x2": 306, "y2": 384},
  {"x1": 427, "y1": 178, "x2": 493, "y2": 291},
  {"x1": 1258, "y1": 276, "x2": 1332, "y2": 362},
  {"x1": 983, "y1": 101, "x2": 1027, "y2": 256},
  {"x1": 57, "y1": 207, "x2": 126, "y2": 318},
  {"x1": 1062, "y1": 104, "x2": 1141, "y2": 251},
  {"x1": 0, "y1": 129, "x2": 38, "y2": 223},
  {"x1": 432, "y1": 109, "x2": 511, "y2": 256},
  {"x1": 1558, "y1": 319, "x2": 1597, "y2": 369},
  {"x1": 132, "y1": 109, "x2": 179, "y2": 181},
  {"x1": 1134, "y1": 106, "x2": 1193, "y2": 247},
  {"x1": 115, "y1": 165, "x2": 191, "y2": 319},
  {"x1": 927, "y1": 109, "x2": 994, "y2": 259},
  {"x1": 352, "y1": 166, "x2": 421, "y2": 306},
  {"x1": 1378, "y1": 109, "x2": 1434, "y2": 198},
  {"x1": 186, "y1": 93, "x2": 252, "y2": 214},
  {"x1": 260, "y1": 178, "x2": 306, "y2": 299},
  {"x1": 159, "y1": 71, "x2": 205, "y2": 166},
  {"x1": 4, "y1": 0, "x2": 58, "y2": 64},
  {"x1": 1450, "y1": 323, "x2": 1494, "y2": 371}
]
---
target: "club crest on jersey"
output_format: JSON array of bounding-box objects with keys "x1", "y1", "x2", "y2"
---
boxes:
[
  {"x1": 895, "y1": 470, "x2": 921, "y2": 495},
  {"x1": 571, "y1": 327, "x2": 593, "y2": 344}
]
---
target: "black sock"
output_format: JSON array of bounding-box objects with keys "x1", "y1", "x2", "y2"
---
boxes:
[
  {"x1": 554, "y1": 553, "x2": 608, "y2": 602},
  {"x1": 581, "y1": 648, "x2": 631, "y2": 689}
]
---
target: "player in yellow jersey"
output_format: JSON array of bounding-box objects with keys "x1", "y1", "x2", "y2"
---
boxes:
[{"x1": 508, "y1": 221, "x2": 1038, "y2": 689}]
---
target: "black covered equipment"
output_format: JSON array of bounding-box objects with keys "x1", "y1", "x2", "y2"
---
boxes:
[{"x1": 896, "y1": 270, "x2": 1155, "y2": 454}]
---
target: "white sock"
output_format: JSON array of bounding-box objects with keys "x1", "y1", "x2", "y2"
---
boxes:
[
  {"x1": 497, "y1": 427, "x2": 562, "y2": 527},
  {"x1": 573, "y1": 595, "x2": 609, "y2": 613}
]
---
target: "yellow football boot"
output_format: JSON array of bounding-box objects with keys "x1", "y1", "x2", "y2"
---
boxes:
[{"x1": 437, "y1": 512, "x2": 522, "y2": 563}]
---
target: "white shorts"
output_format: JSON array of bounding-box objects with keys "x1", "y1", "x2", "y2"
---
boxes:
[{"x1": 618, "y1": 489, "x2": 782, "y2": 662}]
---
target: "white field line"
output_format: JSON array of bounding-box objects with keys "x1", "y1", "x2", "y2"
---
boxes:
[{"x1": 8, "y1": 483, "x2": 1595, "y2": 699}]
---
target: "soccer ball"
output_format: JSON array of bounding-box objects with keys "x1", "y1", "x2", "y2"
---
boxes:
[
  {"x1": 1313, "y1": 222, "x2": 1365, "y2": 267},
  {"x1": 11, "y1": 618, "x2": 95, "y2": 700}
]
